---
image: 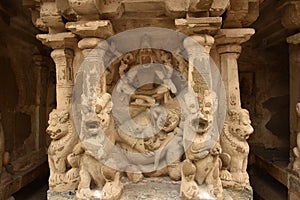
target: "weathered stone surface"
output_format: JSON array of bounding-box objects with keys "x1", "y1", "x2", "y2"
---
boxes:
[
  {"x1": 215, "y1": 29, "x2": 255, "y2": 46},
  {"x1": 216, "y1": 28, "x2": 255, "y2": 110},
  {"x1": 280, "y1": 0, "x2": 300, "y2": 30},
  {"x1": 47, "y1": 178, "x2": 253, "y2": 200},
  {"x1": 0, "y1": 1, "x2": 53, "y2": 199},
  {"x1": 223, "y1": 0, "x2": 260, "y2": 28},
  {"x1": 36, "y1": 32, "x2": 77, "y2": 50},
  {"x1": 66, "y1": 20, "x2": 114, "y2": 38},
  {"x1": 19, "y1": 1, "x2": 269, "y2": 200},
  {"x1": 287, "y1": 32, "x2": 300, "y2": 45},
  {"x1": 175, "y1": 17, "x2": 222, "y2": 35},
  {"x1": 47, "y1": 190, "x2": 76, "y2": 200}
]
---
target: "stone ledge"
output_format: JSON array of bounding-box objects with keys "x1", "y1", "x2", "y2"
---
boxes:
[
  {"x1": 0, "y1": 157, "x2": 48, "y2": 200},
  {"x1": 250, "y1": 144, "x2": 300, "y2": 199},
  {"x1": 48, "y1": 177, "x2": 253, "y2": 200}
]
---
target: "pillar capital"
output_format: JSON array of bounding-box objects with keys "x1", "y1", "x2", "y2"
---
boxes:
[
  {"x1": 68, "y1": 0, "x2": 100, "y2": 21},
  {"x1": 175, "y1": 17, "x2": 222, "y2": 36},
  {"x1": 287, "y1": 32, "x2": 300, "y2": 45},
  {"x1": 216, "y1": 44, "x2": 242, "y2": 55},
  {"x1": 36, "y1": 32, "x2": 78, "y2": 50},
  {"x1": 190, "y1": 34, "x2": 215, "y2": 53},
  {"x1": 183, "y1": 34, "x2": 215, "y2": 55},
  {"x1": 215, "y1": 28, "x2": 255, "y2": 47},
  {"x1": 66, "y1": 20, "x2": 114, "y2": 39}
]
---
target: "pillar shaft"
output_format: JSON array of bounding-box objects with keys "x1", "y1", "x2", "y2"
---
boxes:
[
  {"x1": 287, "y1": 33, "x2": 300, "y2": 149},
  {"x1": 33, "y1": 55, "x2": 48, "y2": 151},
  {"x1": 216, "y1": 28, "x2": 255, "y2": 110},
  {"x1": 37, "y1": 32, "x2": 77, "y2": 110},
  {"x1": 51, "y1": 49, "x2": 74, "y2": 110},
  {"x1": 183, "y1": 34, "x2": 215, "y2": 93}
]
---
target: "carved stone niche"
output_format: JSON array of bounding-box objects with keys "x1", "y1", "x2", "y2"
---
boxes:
[{"x1": 49, "y1": 30, "x2": 254, "y2": 200}]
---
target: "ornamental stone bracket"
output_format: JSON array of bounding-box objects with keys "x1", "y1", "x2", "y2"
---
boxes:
[{"x1": 66, "y1": 20, "x2": 114, "y2": 39}]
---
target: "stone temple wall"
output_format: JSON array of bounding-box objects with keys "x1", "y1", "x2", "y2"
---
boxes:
[
  {"x1": 239, "y1": 41, "x2": 290, "y2": 149},
  {"x1": 2, "y1": 0, "x2": 300, "y2": 200},
  {"x1": 19, "y1": 1, "x2": 262, "y2": 200},
  {"x1": 0, "y1": 1, "x2": 55, "y2": 199}
]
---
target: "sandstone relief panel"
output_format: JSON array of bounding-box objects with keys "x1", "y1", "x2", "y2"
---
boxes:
[{"x1": 24, "y1": 0, "x2": 260, "y2": 199}]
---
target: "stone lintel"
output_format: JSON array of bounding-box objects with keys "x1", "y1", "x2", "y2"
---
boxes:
[
  {"x1": 215, "y1": 28, "x2": 255, "y2": 46},
  {"x1": 287, "y1": 32, "x2": 300, "y2": 45},
  {"x1": 36, "y1": 32, "x2": 77, "y2": 49},
  {"x1": 66, "y1": 20, "x2": 114, "y2": 39},
  {"x1": 175, "y1": 17, "x2": 222, "y2": 36}
]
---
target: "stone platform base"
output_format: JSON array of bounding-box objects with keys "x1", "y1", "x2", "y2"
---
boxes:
[{"x1": 47, "y1": 177, "x2": 253, "y2": 200}]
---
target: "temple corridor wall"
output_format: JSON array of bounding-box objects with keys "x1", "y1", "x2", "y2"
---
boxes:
[
  {"x1": 0, "y1": 1, "x2": 54, "y2": 199},
  {"x1": 239, "y1": 41, "x2": 290, "y2": 149}
]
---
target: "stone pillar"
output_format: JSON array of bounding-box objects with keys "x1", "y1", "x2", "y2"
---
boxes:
[
  {"x1": 37, "y1": 33, "x2": 77, "y2": 110},
  {"x1": 183, "y1": 34, "x2": 215, "y2": 98},
  {"x1": 215, "y1": 29, "x2": 255, "y2": 110},
  {"x1": 33, "y1": 55, "x2": 48, "y2": 152},
  {"x1": 51, "y1": 49, "x2": 74, "y2": 110},
  {"x1": 37, "y1": 33, "x2": 80, "y2": 193},
  {"x1": 215, "y1": 28, "x2": 255, "y2": 190},
  {"x1": 66, "y1": 19, "x2": 114, "y2": 98},
  {"x1": 287, "y1": 33, "x2": 300, "y2": 153},
  {"x1": 287, "y1": 33, "x2": 300, "y2": 200}
]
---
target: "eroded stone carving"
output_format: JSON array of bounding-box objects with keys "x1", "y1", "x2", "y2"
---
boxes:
[
  {"x1": 220, "y1": 109, "x2": 254, "y2": 189},
  {"x1": 0, "y1": 113, "x2": 4, "y2": 175},
  {"x1": 76, "y1": 87, "x2": 124, "y2": 200},
  {"x1": 293, "y1": 103, "x2": 300, "y2": 176},
  {"x1": 182, "y1": 90, "x2": 223, "y2": 199},
  {"x1": 0, "y1": 113, "x2": 6, "y2": 174},
  {"x1": 110, "y1": 49, "x2": 186, "y2": 180},
  {"x1": 46, "y1": 109, "x2": 79, "y2": 192},
  {"x1": 73, "y1": 142, "x2": 123, "y2": 200},
  {"x1": 0, "y1": 113, "x2": 9, "y2": 178},
  {"x1": 27, "y1": 1, "x2": 257, "y2": 198}
]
